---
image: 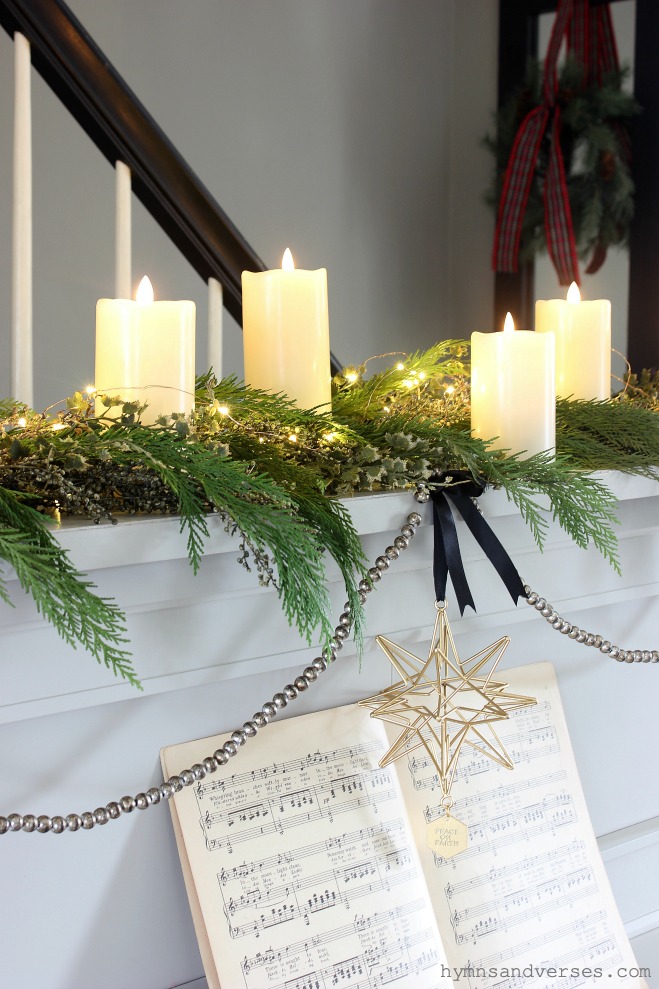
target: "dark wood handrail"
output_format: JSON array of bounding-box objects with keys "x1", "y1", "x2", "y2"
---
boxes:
[{"x1": 0, "y1": 0, "x2": 343, "y2": 372}]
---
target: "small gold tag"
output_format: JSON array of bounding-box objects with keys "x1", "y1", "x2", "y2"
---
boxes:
[{"x1": 426, "y1": 813, "x2": 468, "y2": 858}]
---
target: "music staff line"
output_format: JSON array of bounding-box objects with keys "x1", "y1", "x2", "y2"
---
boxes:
[
  {"x1": 453, "y1": 877, "x2": 598, "y2": 947},
  {"x1": 431, "y1": 799, "x2": 577, "y2": 868},
  {"x1": 241, "y1": 898, "x2": 429, "y2": 974},
  {"x1": 425, "y1": 770, "x2": 568, "y2": 815},
  {"x1": 195, "y1": 740, "x2": 384, "y2": 799},
  {"x1": 223, "y1": 846, "x2": 414, "y2": 919},
  {"x1": 443, "y1": 838, "x2": 586, "y2": 900},
  {"x1": 264, "y1": 942, "x2": 439, "y2": 989},
  {"x1": 451, "y1": 865, "x2": 596, "y2": 933},
  {"x1": 425, "y1": 785, "x2": 571, "y2": 826},
  {"x1": 409, "y1": 738, "x2": 561, "y2": 792},
  {"x1": 204, "y1": 774, "x2": 397, "y2": 852},
  {"x1": 477, "y1": 910, "x2": 607, "y2": 968},
  {"x1": 228, "y1": 865, "x2": 417, "y2": 938},
  {"x1": 478, "y1": 942, "x2": 624, "y2": 989},
  {"x1": 218, "y1": 820, "x2": 408, "y2": 888}
]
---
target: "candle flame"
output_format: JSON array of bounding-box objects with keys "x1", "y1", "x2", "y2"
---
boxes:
[
  {"x1": 136, "y1": 275, "x2": 154, "y2": 304},
  {"x1": 567, "y1": 281, "x2": 581, "y2": 304},
  {"x1": 503, "y1": 312, "x2": 515, "y2": 333},
  {"x1": 282, "y1": 248, "x2": 295, "y2": 271}
]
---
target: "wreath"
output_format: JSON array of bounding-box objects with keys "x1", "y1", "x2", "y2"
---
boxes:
[
  {"x1": 486, "y1": 58, "x2": 640, "y2": 276},
  {"x1": 489, "y1": 0, "x2": 641, "y2": 285}
]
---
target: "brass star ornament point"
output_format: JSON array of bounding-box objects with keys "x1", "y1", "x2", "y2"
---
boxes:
[{"x1": 359, "y1": 603, "x2": 536, "y2": 801}]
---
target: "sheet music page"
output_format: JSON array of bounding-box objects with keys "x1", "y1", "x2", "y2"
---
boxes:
[
  {"x1": 388, "y1": 661, "x2": 643, "y2": 988},
  {"x1": 162, "y1": 704, "x2": 453, "y2": 989}
]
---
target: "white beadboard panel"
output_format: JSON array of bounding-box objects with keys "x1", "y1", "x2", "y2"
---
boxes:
[
  {"x1": 1, "y1": 475, "x2": 657, "y2": 722},
  {"x1": 630, "y1": 930, "x2": 659, "y2": 988},
  {"x1": 600, "y1": 818, "x2": 659, "y2": 928},
  {"x1": 0, "y1": 474, "x2": 657, "y2": 989}
]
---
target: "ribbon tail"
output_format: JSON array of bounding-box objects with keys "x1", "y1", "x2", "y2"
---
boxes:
[
  {"x1": 544, "y1": 107, "x2": 580, "y2": 286},
  {"x1": 432, "y1": 495, "x2": 476, "y2": 616},
  {"x1": 492, "y1": 106, "x2": 550, "y2": 274},
  {"x1": 447, "y1": 489, "x2": 527, "y2": 607}
]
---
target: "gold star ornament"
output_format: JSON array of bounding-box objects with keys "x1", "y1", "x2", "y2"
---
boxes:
[{"x1": 359, "y1": 602, "x2": 535, "y2": 857}]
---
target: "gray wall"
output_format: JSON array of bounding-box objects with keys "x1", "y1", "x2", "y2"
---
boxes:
[{"x1": 0, "y1": 1, "x2": 497, "y2": 410}]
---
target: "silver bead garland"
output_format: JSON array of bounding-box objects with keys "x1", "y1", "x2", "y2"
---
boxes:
[
  {"x1": 523, "y1": 585, "x2": 659, "y2": 664},
  {"x1": 2, "y1": 491, "x2": 656, "y2": 837},
  {"x1": 414, "y1": 483, "x2": 658, "y2": 664},
  {"x1": 0, "y1": 511, "x2": 424, "y2": 836}
]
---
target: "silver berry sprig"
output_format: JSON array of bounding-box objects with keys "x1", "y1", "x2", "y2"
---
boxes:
[{"x1": 0, "y1": 512, "x2": 423, "y2": 836}]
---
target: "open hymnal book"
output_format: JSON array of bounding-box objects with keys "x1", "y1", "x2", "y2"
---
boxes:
[{"x1": 161, "y1": 662, "x2": 643, "y2": 989}]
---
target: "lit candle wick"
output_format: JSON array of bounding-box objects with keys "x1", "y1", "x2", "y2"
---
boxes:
[
  {"x1": 136, "y1": 275, "x2": 154, "y2": 304},
  {"x1": 567, "y1": 281, "x2": 581, "y2": 304}
]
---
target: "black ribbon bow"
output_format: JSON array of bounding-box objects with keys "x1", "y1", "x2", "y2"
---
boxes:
[{"x1": 428, "y1": 471, "x2": 526, "y2": 615}]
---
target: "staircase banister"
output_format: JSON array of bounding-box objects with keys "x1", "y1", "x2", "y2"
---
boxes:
[{"x1": 0, "y1": 0, "x2": 265, "y2": 326}]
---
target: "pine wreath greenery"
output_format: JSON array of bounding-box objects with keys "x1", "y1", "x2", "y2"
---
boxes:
[
  {"x1": 485, "y1": 58, "x2": 641, "y2": 269},
  {"x1": 0, "y1": 342, "x2": 657, "y2": 689}
]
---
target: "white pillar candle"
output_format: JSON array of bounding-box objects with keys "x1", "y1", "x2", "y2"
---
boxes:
[
  {"x1": 535, "y1": 282, "x2": 611, "y2": 400},
  {"x1": 12, "y1": 33, "x2": 33, "y2": 406},
  {"x1": 241, "y1": 249, "x2": 331, "y2": 411},
  {"x1": 471, "y1": 313, "x2": 555, "y2": 457},
  {"x1": 95, "y1": 276, "x2": 195, "y2": 425}
]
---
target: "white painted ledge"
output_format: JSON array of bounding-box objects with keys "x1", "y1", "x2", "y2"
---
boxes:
[{"x1": 0, "y1": 472, "x2": 657, "y2": 725}]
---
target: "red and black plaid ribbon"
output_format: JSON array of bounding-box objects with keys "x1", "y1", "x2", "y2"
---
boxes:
[{"x1": 492, "y1": 0, "x2": 621, "y2": 286}]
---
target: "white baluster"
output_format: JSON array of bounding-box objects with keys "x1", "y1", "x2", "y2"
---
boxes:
[
  {"x1": 115, "y1": 161, "x2": 132, "y2": 298},
  {"x1": 208, "y1": 277, "x2": 223, "y2": 379},
  {"x1": 12, "y1": 33, "x2": 32, "y2": 406}
]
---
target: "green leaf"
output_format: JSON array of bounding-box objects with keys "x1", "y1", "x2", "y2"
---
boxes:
[{"x1": 0, "y1": 486, "x2": 139, "y2": 686}]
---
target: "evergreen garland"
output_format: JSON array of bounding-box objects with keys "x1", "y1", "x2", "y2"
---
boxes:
[
  {"x1": 0, "y1": 342, "x2": 656, "y2": 687},
  {"x1": 0, "y1": 486, "x2": 137, "y2": 686}
]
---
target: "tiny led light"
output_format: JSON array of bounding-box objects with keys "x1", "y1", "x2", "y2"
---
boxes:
[
  {"x1": 289, "y1": 433, "x2": 298, "y2": 443},
  {"x1": 216, "y1": 404, "x2": 230, "y2": 416},
  {"x1": 85, "y1": 385, "x2": 97, "y2": 396},
  {"x1": 445, "y1": 385, "x2": 455, "y2": 395},
  {"x1": 345, "y1": 371, "x2": 358, "y2": 384},
  {"x1": 396, "y1": 363, "x2": 405, "y2": 371},
  {"x1": 17, "y1": 417, "x2": 26, "y2": 428},
  {"x1": 503, "y1": 312, "x2": 515, "y2": 333},
  {"x1": 52, "y1": 423, "x2": 66, "y2": 432},
  {"x1": 282, "y1": 248, "x2": 295, "y2": 271}
]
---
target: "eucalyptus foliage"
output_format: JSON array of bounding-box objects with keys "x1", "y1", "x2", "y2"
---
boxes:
[{"x1": 0, "y1": 342, "x2": 656, "y2": 687}]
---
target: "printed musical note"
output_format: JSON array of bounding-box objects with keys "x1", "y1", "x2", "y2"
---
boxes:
[
  {"x1": 162, "y1": 666, "x2": 641, "y2": 989},
  {"x1": 388, "y1": 665, "x2": 643, "y2": 988}
]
